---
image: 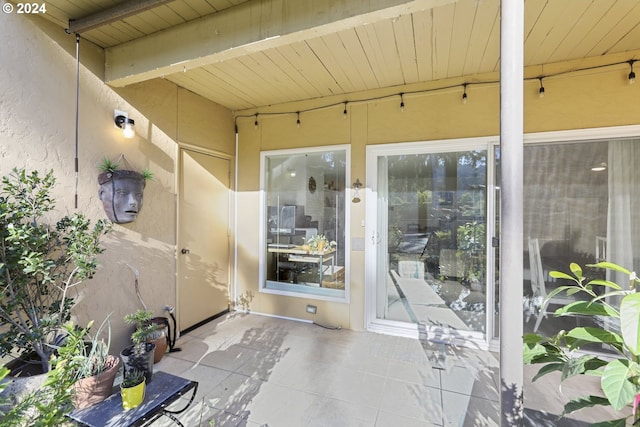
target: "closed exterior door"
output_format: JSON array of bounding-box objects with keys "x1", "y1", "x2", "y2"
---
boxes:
[{"x1": 178, "y1": 148, "x2": 231, "y2": 331}]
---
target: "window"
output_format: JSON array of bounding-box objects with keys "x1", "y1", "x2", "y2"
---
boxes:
[
  {"x1": 522, "y1": 137, "x2": 640, "y2": 343},
  {"x1": 260, "y1": 147, "x2": 349, "y2": 301}
]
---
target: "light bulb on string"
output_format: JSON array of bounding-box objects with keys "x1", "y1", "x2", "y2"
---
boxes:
[
  {"x1": 628, "y1": 60, "x2": 636, "y2": 85},
  {"x1": 400, "y1": 93, "x2": 405, "y2": 112},
  {"x1": 254, "y1": 113, "x2": 259, "y2": 129},
  {"x1": 538, "y1": 77, "x2": 545, "y2": 98},
  {"x1": 296, "y1": 111, "x2": 301, "y2": 128},
  {"x1": 343, "y1": 102, "x2": 348, "y2": 119},
  {"x1": 462, "y1": 84, "x2": 468, "y2": 104}
]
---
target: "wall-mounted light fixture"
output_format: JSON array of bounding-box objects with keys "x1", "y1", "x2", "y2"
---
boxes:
[
  {"x1": 352, "y1": 178, "x2": 363, "y2": 203},
  {"x1": 114, "y1": 110, "x2": 135, "y2": 138},
  {"x1": 591, "y1": 162, "x2": 607, "y2": 172}
]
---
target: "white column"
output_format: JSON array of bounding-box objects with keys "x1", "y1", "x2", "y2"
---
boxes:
[{"x1": 500, "y1": 0, "x2": 524, "y2": 425}]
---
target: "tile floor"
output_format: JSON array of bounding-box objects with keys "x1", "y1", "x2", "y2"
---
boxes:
[{"x1": 153, "y1": 313, "x2": 623, "y2": 427}]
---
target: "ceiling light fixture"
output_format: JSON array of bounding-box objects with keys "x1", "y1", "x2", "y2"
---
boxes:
[
  {"x1": 343, "y1": 102, "x2": 348, "y2": 119},
  {"x1": 628, "y1": 60, "x2": 636, "y2": 84},
  {"x1": 399, "y1": 93, "x2": 405, "y2": 112},
  {"x1": 462, "y1": 83, "x2": 468, "y2": 104},
  {"x1": 114, "y1": 110, "x2": 135, "y2": 138},
  {"x1": 538, "y1": 77, "x2": 545, "y2": 98},
  {"x1": 296, "y1": 111, "x2": 301, "y2": 128}
]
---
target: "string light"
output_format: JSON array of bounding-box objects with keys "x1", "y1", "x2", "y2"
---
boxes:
[
  {"x1": 234, "y1": 57, "x2": 638, "y2": 131},
  {"x1": 296, "y1": 111, "x2": 301, "y2": 128},
  {"x1": 538, "y1": 77, "x2": 545, "y2": 98}
]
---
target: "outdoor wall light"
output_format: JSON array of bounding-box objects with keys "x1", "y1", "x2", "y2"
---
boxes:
[
  {"x1": 114, "y1": 110, "x2": 135, "y2": 138},
  {"x1": 591, "y1": 162, "x2": 607, "y2": 172},
  {"x1": 352, "y1": 178, "x2": 363, "y2": 203}
]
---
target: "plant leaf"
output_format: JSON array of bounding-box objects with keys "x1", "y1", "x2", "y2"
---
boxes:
[
  {"x1": 550, "y1": 270, "x2": 576, "y2": 281},
  {"x1": 601, "y1": 359, "x2": 638, "y2": 411},
  {"x1": 565, "y1": 327, "x2": 624, "y2": 345},
  {"x1": 589, "y1": 418, "x2": 629, "y2": 427},
  {"x1": 561, "y1": 395, "x2": 610, "y2": 416},
  {"x1": 620, "y1": 293, "x2": 640, "y2": 356},
  {"x1": 554, "y1": 301, "x2": 618, "y2": 317},
  {"x1": 532, "y1": 362, "x2": 564, "y2": 382},
  {"x1": 588, "y1": 262, "x2": 632, "y2": 276}
]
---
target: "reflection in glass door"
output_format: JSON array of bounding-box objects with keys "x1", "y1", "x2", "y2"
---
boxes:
[{"x1": 367, "y1": 142, "x2": 491, "y2": 339}]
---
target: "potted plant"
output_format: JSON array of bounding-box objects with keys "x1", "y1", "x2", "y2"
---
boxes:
[
  {"x1": 0, "y1": 168, "x2": 110, "y2": 375},
  {"x1": 51, "y1": 318, "x2": 120, "y2": 409},
  {"x1": 523, "y1": 261, "x2": 640, "y2": 426},
  {"x1": 97, "y1": 157, "x2": 153, "y2": 224},
  {"x1": 120, "y1": 309, "x2": 158, "y2": 384},
  {"x1": 120, "y1": 369, "x2": 146, "y2": 411},
  {"x1": 303, "y1": 234, "x2": 336, "y2": 253}
]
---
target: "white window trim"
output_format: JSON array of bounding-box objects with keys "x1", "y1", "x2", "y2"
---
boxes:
[{"x1": 259, "y1": 144, "x2": 351, "y2": 303}]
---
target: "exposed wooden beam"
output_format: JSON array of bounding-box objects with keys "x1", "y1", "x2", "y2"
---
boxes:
[
  {"x1": 67, "y1": 0, "x2": 176, "y2": 34},
  {"x1": 105, "y1": 0, "x2": 456, "y2": 87}
]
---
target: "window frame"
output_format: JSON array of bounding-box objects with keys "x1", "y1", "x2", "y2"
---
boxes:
[{"x1": 259, "y1": 145, "x2": 351, "y2": 303}]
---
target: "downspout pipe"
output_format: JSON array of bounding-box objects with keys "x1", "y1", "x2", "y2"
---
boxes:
[{"x1": 499, "y1": 0, "x2": 525, "y2": 425}]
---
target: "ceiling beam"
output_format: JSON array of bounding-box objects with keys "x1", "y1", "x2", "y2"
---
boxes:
[
  {"x1": 67, "y1": 0, "x2": 176, "y2": 34},
  {"x1": 105, "y1": 0, "x2": 456, "y2": 87}
]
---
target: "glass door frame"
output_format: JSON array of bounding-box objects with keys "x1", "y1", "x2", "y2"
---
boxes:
[{"x1": 364, "y1": 137, "x2": 499, "y2": 348}]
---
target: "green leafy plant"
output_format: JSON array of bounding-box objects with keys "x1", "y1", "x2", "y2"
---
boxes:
[
  {"x1": 124, "y1": 309, "x2": 160, "y2": 355},
  {"x1": 523, "y1": 261, "x2": 640, "y2": 426},
  {"x1": 121, "y1": 369, "x2": 145, "y2": 388},
  {"x1": 0, "y1": 168, "x2": 110, "y2": 373},
  {"x1": 53, "y1": 318, "x2": 112, "y2": 382}
]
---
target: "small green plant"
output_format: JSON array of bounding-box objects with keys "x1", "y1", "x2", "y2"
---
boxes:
[
  {"x1": 53, "y1": 318, "x2": 112, "y2": 381},
  {"x1": 121, "y1": 369, "x2": 145, "y2": 388},
  {"x1": 124, "y1": 309, "x2": 160, "y2": 355},
  {"x1": 524, "y1": 261, "x2": 640, "y2": 426},
  {"x1": 98, "y1": 157, "x2": 153, "y2": 181},
  {"x1": 98, "y1": 157, "x2": 120, "y2": 173}
]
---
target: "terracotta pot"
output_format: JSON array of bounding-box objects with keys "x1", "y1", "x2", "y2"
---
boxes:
[
  {"x1": 72, "y1": 355, "x2": 121, "y2": 409},
  {"x1": 150, "y1": 317, "x2": 169, "y2": 363},
  {"x1": 120, "y1": 379, "x2": 146, "y2": 411}
]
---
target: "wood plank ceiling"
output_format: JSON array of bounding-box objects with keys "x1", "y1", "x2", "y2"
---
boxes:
[{"x1": 26, "y1": 0, "x2": 640, "y2": 112}]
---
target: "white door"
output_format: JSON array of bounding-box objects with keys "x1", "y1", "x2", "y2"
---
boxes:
[
  {"x1": 178, "y1": 149, "x2": 231, "y2": 331},
  {"x1": 366, "y1": 140, "x2": 494, "y2": 344}
]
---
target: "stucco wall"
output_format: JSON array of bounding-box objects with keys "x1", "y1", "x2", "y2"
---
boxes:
[
  {"x1": 235, "y1": 50, "x2": 640, "y2": 331},
  {"x1": 1, "y1": 13, "x2": 234, "y2": 355}
]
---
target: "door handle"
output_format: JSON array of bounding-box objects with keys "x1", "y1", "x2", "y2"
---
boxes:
[{"x1": 181, "y1": 248, "x2": 190, "y2": 254}]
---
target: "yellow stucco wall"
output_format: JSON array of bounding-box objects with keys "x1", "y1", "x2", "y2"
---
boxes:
[
  {"x1": 1, "y1": 14, "x2": 234, "y2": 354},
  {"x1": 235, "y1": 51, "x2": 640, "y2": 331}
]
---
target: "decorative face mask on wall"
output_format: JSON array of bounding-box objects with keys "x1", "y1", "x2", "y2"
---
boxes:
[{"x1": 98, "y1": 170, "x2": 146, "y2": 224}]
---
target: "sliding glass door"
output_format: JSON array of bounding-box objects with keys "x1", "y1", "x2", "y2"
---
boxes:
[{"x1": 366, "y1": 139, "x2": 495, "y2": 342}]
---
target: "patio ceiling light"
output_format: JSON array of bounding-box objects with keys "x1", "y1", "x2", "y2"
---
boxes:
[
  {"x1": 538, "y1": 77, "x2": 545, "y2": 98},
  {"x1": 114, "y1": 110, "x2": 135, "y2": 138},
  {"x1": 628, "y1": 60, "x2": 636, "y2": 85},
  {"x1": 462, "y1": 83, "x2": 468, "y2": 104}
]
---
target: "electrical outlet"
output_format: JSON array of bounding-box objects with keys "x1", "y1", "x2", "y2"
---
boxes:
[{"x1": 306, "y1": 304, "x2": 317, "y2": 314}]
